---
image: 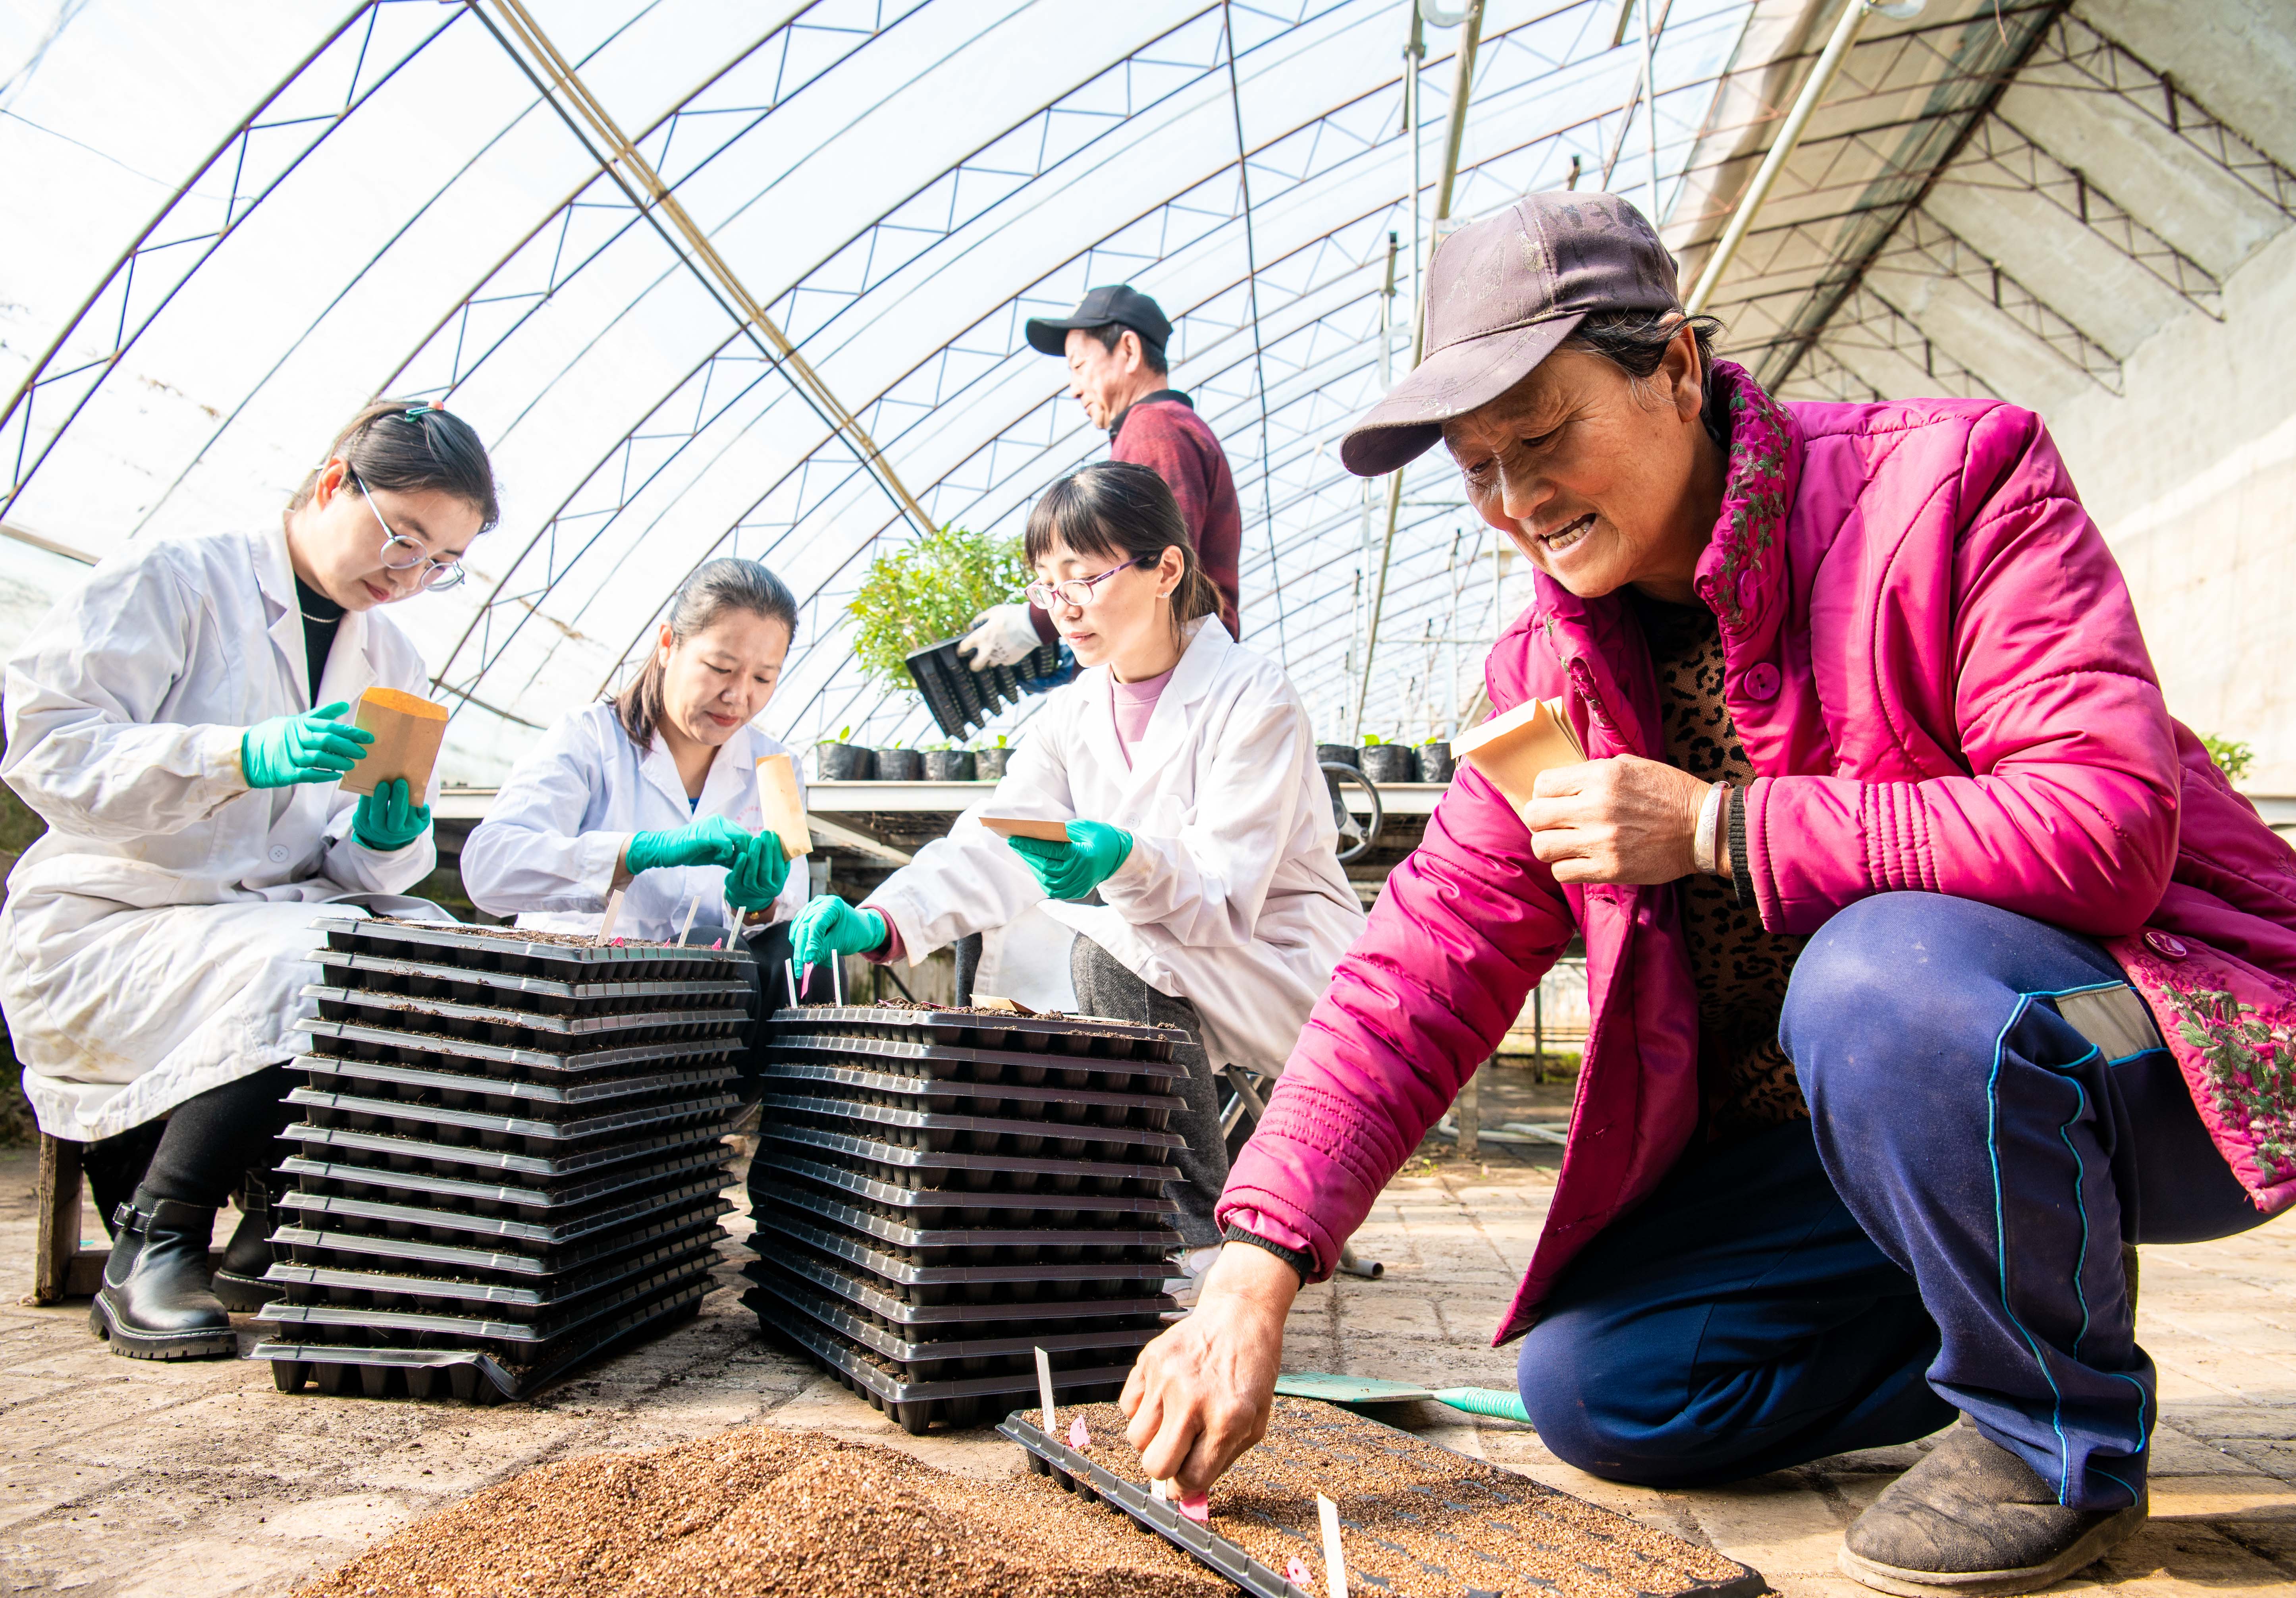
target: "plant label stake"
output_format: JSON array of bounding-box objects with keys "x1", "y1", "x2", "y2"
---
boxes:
[
  {"x1": 829, "y1": 949, "x2": 844, "y2": 1007},
  {"x1": 1318, "y1": 1493, "x2": 1348, "y2": 1598},
  {"x1": 676, "y1": 894, "x2": 702, "y2": 948},
  {"x1": 785, "y1": 957, "x2": 801, "y2": 1007},
  {"x1": 1035, "y1": 1345, "x2": 1056, "y2": 1434},
  {"x1": 596, "y1": 887, "x2": 627, "y2": 944}
]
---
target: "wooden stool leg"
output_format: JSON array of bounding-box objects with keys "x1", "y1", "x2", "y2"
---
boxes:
[{"x1": 33, "y1": 1132, "x2": 83, "y2": 1305}]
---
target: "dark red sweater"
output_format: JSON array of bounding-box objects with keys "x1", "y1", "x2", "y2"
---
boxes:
[{"x1": 1033, "y1": 390, "x2": 1245, "y2": 643}]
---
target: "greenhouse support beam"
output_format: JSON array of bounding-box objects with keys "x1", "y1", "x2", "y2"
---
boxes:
[
  {"x1": 1356, "y1": 0, "x2": 1482, "y2": 739},
  {"x1": 483, "y1": 0, "x2": 937, "y2": 539}
]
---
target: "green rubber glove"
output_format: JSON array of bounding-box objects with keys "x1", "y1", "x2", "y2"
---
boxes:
[
  {"x1": 1006, "y1": 819, "x2": 1135, "y2": 901},
  {"x1": 240, "y1": 701, "x2": 372, "y2": 789},
  {"x1": 624, "y1": 814, "x2": 750, "y2": 874},
  {"x1": 352, "y1": 777, "x2": 431, "y2": 852},
  {"x1": 790, "y1": 895, "x2": 887, "y2": 974},
  {"x1": 724, "y1": 831, "x2": 792, "y2": 913}
]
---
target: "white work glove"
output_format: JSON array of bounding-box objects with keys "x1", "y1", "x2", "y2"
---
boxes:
[{"x1": 957, "y1": 602, "x2": 1043, "y2": 669}]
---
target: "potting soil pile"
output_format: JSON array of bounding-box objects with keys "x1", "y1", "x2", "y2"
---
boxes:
[
  {"x1": 297, "y1": 1424, "x2": 1224, "y2": 1598},
  {"x1": 1053, "y1": 1398, "x2": 1761, "y2": 1598},
  {"x1": 742, "y1": 1002, "x2": 1189, "y2": 1432},
  {"x1": 249, "y1": 916, "x2": 755, "y2": 1401}
]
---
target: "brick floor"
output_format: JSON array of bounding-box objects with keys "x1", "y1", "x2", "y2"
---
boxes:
[{"x1": 2, "y1": 1141, "x2": 2290, "y2": 1595}]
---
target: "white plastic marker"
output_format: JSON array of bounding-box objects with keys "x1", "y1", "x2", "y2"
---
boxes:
[
  {"x1": 785, "y1": 958, "x2": 801, "y2": 1008},
  {"x1": 1035, "y1": 1345, "x2": 1056, "y2": 1434},
  {"x1": 595, "y1": 887, "x2": 627, "y2": 944},
  {"x1": 1317, "y1": 1494, "x2": 1348, "y2": 1598},
  {"x1": 676, "y1": 894, "x2": 702, "y2": 948},
  {"x1": 829, "y1": 948, "x2": 845, "y2": 1006}
]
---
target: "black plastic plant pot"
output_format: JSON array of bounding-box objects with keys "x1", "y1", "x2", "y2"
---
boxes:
[
  {"x1": 921, "y1": 749, "x2": 976, "y2": 782},
  {"x1": 1315, "y1": 743, "x2": 1359, "y2": 769},
  {"x1": 974, "y1": 747, "x2": 1011, "y2": 781},
  {"x1": 814, "y1": 743, "x2": 874, "y2": 782},
  {"x1": 1418, "y1": 741, "x2": 1457, "y2": 784},
  {"x1": 876, "y1": 749, "x2": 923, "y2": 781},
  {"x1": 1359, "y1": 744, "x2": 1418, "y2": 784}
]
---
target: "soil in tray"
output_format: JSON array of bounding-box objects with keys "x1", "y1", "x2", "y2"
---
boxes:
[
  {"x1": 1064, "y1": 1397, "x2": 1755, "y2": 1598},
  {"x1": 295, "y1": 1425, "x2": 1224, "y2": 1598}
]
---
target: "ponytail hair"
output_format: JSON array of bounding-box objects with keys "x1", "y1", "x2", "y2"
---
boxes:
[
  {"x1": 613, "y1": 558, "x2": 800, "y2": 749},
  {"x1": 1023, "y1": 461, "x2": 1218, "y2": 637},
  {"x1": 291, "y1": 398, "x2": 499, "y2": 533}
]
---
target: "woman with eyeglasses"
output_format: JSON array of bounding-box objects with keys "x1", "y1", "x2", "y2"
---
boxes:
[
  {"x1": 0, "y1": 398, "x2": 496, "y2": 1359},
  {"x1": 788, "y1": 461, "x2": 1364, "y2": 1266}
]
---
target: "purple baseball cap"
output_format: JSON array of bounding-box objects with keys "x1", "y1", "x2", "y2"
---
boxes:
[{"x1": 1340, "y1": 192, "x2": 1682, "y2": 478}]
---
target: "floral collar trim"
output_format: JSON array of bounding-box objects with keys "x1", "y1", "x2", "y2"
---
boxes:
[{"x1": 1701, "y1": 360, "x2": 1795, "y2": 630}]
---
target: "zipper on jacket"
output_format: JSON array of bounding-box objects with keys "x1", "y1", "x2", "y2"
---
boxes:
[{"x1": 1566, "y1": 657, "x2": 1635, "y2": 756}]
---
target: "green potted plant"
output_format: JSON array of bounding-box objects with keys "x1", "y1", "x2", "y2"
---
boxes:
[
  {"x1": 973, "y1": 733, "x2": 1012, "y2": 782},
  {"x1": 920, "y1": 739, "x2": 975, "y2": 782},
  {"x1": 1359, "y1": 733, "x2": 1417, "y2": 784},
  {"x1": 846, "y1": 524, "x2": 1049, "y2": 740},
  {"x1": 814, "y1": 725, "x2": 874, "y2": 782},
  {"x1": 874, "y1": 740, "x2": 922, "y2": 782}
]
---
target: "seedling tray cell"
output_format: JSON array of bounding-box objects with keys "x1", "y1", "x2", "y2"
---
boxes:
[
  {"x1": 750, "y1": 1208, "x2": 1170, "y2": 1296},
  {"x1": 758, "y1": 1058, "x2": 1176, "y2": 1123},
  {"x1": 269, "y1": 1198, "x2": 731, "y2": 1276},
  {"x1": 265, "y1": 1231, "x2": 723, "y2": 1318},
  {"x1": 749, "y1": 1178, "x2": 1178, "y2": 1262},
  {"x1": 298, "y1": 1053, "x2": 736, "y2": 1109},
  {"x1": 278, "y1": 1143, "x2": 732, "y2": 1213},
  {"x1": 743, "y1": 1251, "x2": 1175, "y2": 1330},
  {"x1": 272, "y1": 1174, "x2": 732, "y2": 1246},
  {"x1": 760, "y1": 1090, "x2": 1181, "y2": 1161},
  {"x1": 744, "y1": 1265, "x2": 1161, "y2": 1372},
  {"x1": 260, "y1": 1256, "x2": 719, "y2": 1346},
  {"x1": 297, "y1": 1017, "x2": 739, "y2": 1078},
  {"x1": 768, "y1": 1006, "x2": 1181, "y2": 1060},
  {"x1": 287, "y1": 1083, "x2": 742, "y2": 1149},
  {"x1": 1011, "y1": 1400, "x2": 1768, "y2": 1598},
  {"x1": 757, "y1": 1304, "x2": 1136, "y2": 1435},
  {"x1": 254, "y1": 1276, "x2": 709, "y2": 1401},
  {"x1": 748, "y1": 1148, "x2": 1177, "y2": 1223},
  {"x1": 318, "y1": 916, "x2": 754, "y2": 978},
  {"x1": 305, "y1": 983, "x2": 748, "y2": 1045},
  {"x1": 765, "y1": 1033, "x2": 1182, "y2": 1092},
  {"x1": 314, "y1": 949, "x2": 750, "y2": 1015},
  {"x1": 760, "y1": 1123, "x2": 1171, "y2": 1196},
  {"x1": 282, "y1": 1117, "x2": 739, "y2": 1179}
]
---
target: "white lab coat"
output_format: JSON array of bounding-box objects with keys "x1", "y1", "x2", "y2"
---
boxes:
[
  {"x1": 0, "y1": 523, "x2": 444, "y2": 1141},
  {"x1": 869, "y1": 621, "x2": 1364, "y2": 1075},
  {"x1": 459, "y1": 702, "x2": 809, "y2": 943}
]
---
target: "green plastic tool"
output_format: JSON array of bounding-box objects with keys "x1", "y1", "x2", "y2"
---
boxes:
[{"x1": 1274, "y1": 1371, "x2": 1533, "y2": 1424}]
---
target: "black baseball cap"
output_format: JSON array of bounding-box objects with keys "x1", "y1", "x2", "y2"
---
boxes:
[{"x1": 1025, "y1": 285, "x2": 1172, "y2": 359}]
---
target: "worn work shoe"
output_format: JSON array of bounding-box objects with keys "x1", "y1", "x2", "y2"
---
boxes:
[
  {"x1": 1840, "y1": 1418, "x2": 2146, "y2": 1596},
  {"x1": 89, "y1": 1197, "x2": 237, "y2": 1359},
  {"x1": 209, "y1": 1202, "x2": 274, "y2": 1313}
]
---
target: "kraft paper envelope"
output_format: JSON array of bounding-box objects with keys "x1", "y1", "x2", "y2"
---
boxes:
[
  {"x1": 981, "y1": 814, "x2": 1072, "y2": 843},
  {"x1": 345, "y1": 687, "x2": 448, "y2": 798},
  {"x1": 1448, "y1": 697, "x2": 1586, "y2": 809},
  {"x1": 754, "y1": 753, "x2": 812, "y2": 859}
]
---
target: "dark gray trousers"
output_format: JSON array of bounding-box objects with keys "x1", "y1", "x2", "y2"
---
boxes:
[{"x1": 1068, "y1": 936, "x2": 1229, "y2": 1249}]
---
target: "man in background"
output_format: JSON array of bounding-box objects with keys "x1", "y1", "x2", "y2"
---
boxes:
[{"x1": 960, "y1": 285, "x2": 1244, "y2": 670}]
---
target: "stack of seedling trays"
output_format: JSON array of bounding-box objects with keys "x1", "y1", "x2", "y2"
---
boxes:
[
  {"x1": 742, "y1": 1002, "x2": 1188, "y2": 1434},
  {"x1": 905, "y1": 637, "x2": 1064, "y2": 740},
  {"x1": 248, "y1": 916, "x2": 756, "y2": 1403}
]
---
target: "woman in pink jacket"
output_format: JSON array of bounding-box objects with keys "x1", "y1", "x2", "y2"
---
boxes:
[{"x1": 1121, "y1": 193, "x2": 2296, "y2": 1597}]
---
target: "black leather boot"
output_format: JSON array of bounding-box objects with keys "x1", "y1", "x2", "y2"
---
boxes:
[
  {"x1": 89, "y1": 1197, "x2": 237, "y2": 1359},
  {"x1": 209, "y1": 1204, "x2": 274, "y2": 1313},
  {"x1": 1840, "y1": 1417, "x2": 2146, "y2": 1595}
]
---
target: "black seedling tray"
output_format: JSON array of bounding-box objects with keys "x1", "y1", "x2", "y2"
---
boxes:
[
  {"x1": 904, "y1": 636, "x2": 1058, "y2": 741},
  {"x1": 299, "y1": 1053, "x2": 736, "y2": 1109},
  {"x1": 265, "y1": 1230, "x2": 723, "y2": 1319},
  {"x1": 254, "y1": 1276, "x2": 709, "y2": 1402},
  {"x1": 297, "y1": 1017, "x2": 740, "y2": 1078},
  {"x1": 305, "y1": 984, "x2": 748, "y2": 1046},
  {"x1": 768, "y1": 1007, "x2": 1181, "y2": 1060},
  {"x1": 283, "y1": 1117, "x2": 739, "y2": 1180},
  {"x1": 314, "y1": 948, "x2": 751, "y2": 1015},
  {"x1": 758, "y1": 1305, "x2": 1132, "y2": 1435},
  {"x1": 270, "y1": 1198, "x2": 730, "y2": 1277},
  {"x1": 261, "y1": 1255, "x2": 718, "y2": 1346},
  {"x1": 272, "y1": 1173, "x2": 733, "y2": 1247},
  {"x1": 288, "y1": 1083, "x2": 741, "y2": 1149},
  {"x1": 768, "y1": 1033, "x2": 1182, "y2": 1093},
  {"x1": 745, "y1": 1264, "x2": 1161, "y2": 1372},
  {"x1": 761, "y1": 1091, "x2": 1180, "y2": 1162},
  {"x1": 743, "y1": 1250, "x2": 1175, "y2": 1329},
  {"x1": 758, "y1": 1058, "x2": 1176, "y2": 1123},
  {"x1": 750, "y1": 1178, "x2": 1178, "y2": 1262},
  {"x1": 757, "y1": 1124, "x2": 1170, "y2": 1198},
  {"x1": 278, "y1": 1142, "x2": 732, "y2": 1214},
  {"x1": 318, "y1": 916, "x2": 754, "y2": 976},
  {"x1": 750, "y1": 1208, "x2": 1170, "y2": 1297},
  {"x1": 749, "y1": 1147, "x2": 1178, "y2": 1222}
]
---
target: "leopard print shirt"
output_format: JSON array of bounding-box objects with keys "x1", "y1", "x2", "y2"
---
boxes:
[{"x1": 1637, "y1": 595, "x2": 1812, "y2": 1143}]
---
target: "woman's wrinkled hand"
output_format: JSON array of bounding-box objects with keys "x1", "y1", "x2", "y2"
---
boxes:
[
  {"x1": 1517, "y1": 754, "x2": 1710, "y2": 884},
  {"x1": 1120, "y1": 1242, "x2": 1299, "y2": 1496}
]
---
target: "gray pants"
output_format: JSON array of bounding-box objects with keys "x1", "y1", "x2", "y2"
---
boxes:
[{"x1": 1068, "y1": 937, "x2": 1229, "y2": 1249}]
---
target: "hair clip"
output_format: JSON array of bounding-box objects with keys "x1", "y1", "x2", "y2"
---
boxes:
[{"x1": 403, "y1": 402, "x2": 442, "y2": 422}]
